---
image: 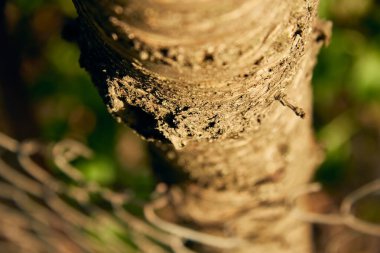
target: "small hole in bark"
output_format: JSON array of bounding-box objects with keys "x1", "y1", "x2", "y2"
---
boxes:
[
  {"x1": 203, "y1": 53, "x2": 214, "y2": 63},
  {"x1": 164, "y1": 113, "x2": 177, "y2": 128},
  {"x1": 316, "y1": 33, "x2": 326, "y2": 43},
  {"x1": 160, "y1": 48, "x2": 169, "y2": 57},
  {"x1": 294, "y1": 28, "x2": 302, "y2": 37},
  {"x1": 204, "y1": 121, "x2": 216, "y2": 130},
  {"x1": 254, "y1": 56, "x2": 264, "y2": 65}
]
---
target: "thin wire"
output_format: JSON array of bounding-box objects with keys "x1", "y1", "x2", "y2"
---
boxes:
[
  {"x1": 341, "y1": 179, "x2": 380, "y2": 237},
  {"x1": 1, "y1": 131, "x2": 379, "y2": 253},
  {"x1": 291, "y1": 181, "x2": 380, "y2": 237},
  {"x1": 290, "y1": 183, "x2": 343, "y2": 225},
  {"x1": 144, "y1": 193, "x2": 246, "y2": 249}
]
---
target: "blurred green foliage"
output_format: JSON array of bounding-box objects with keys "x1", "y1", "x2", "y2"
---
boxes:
[
  {"x1": 314, "y1": 0, "x2": 380, "y2": 195},
  {"x1": 5, "y1": 0, "x2": 154, "y2": 199},
  {"x1": 13, "y1": 0, "x2": 76, "y2": 16}
]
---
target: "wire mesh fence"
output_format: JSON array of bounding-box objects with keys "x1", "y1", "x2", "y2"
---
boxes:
[{"x1": 0, "y1": 132, "x2": 379, "y2": 253}]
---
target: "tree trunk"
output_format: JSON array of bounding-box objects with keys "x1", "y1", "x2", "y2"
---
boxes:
[{"x1": 72, "y1": 0, "x2": 330, "y2": 252}]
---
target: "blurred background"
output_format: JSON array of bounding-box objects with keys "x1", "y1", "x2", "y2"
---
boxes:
[
  {"x1": 0, "y1": 0, "x2": 155, "y2": 200},
  {"x1": 0, "y1": 0, "x2": 379, "y2": 251}
]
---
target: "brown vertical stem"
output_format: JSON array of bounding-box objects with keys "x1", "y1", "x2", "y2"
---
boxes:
[{"x1": 73, "y1": 0, "x2": 331, "y2": 252}]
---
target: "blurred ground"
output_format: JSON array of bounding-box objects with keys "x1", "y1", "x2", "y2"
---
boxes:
[{"x1": 0, "y1": 0, "x2": 379, "y2": 251}]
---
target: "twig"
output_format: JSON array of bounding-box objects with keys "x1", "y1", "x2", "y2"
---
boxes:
[
  {"x1": 341, "y1": 179, "x2": 380, "y2": 237},
  {"x1": 274, "y1": 92, "x2": 306, "y2": 118},
  {"x1": 144, "y1": 194, "x2": 246, "y2": 249},
  {"x1": 290, "y1": 180, "x2": 380, "y2": 237}
]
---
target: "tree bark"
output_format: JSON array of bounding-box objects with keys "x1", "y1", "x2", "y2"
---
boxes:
[{"x1": 72, "y1": 0, "x2": 331, "y2": 252}]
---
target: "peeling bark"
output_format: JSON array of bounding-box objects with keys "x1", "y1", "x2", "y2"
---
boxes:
[{"x1": 72, "y1": 0, "x2": 331, "y2": 252}]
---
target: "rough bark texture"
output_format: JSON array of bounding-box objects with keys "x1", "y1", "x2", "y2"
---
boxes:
[{"x1": 73, "y1": 0, "x2": 331, "y2": 252}]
